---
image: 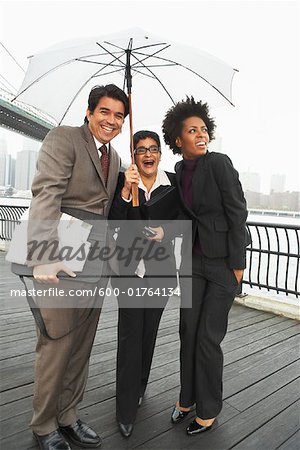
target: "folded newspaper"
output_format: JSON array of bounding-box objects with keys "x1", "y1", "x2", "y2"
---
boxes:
[{"x1": 6, "y1": 210, "x2": 92, "y2": 272}]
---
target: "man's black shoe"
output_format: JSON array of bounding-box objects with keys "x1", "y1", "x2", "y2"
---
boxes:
[
  {"x1": 118, "y1": 422, "x2": 133, "y2": 438},
  {"x1": 33, "y1": 430, "x2": 71, "y2": 450},
  {"x1": 59, "y1": 420, "x2": 102, "y2": 448}
]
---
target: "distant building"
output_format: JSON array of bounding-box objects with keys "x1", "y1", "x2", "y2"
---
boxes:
[
  {"x1": 9, "y1": 157, "x2": 15, "y2": 186},
  {"x1": 0, "y1": 143, "x2": 15, "y2": 187},
  {"x1": 0, "y1": 139, "x2": 7, "y2": 186},
  {"x1": 5, "y1": 154, "x2": 16, "y2": 187},
  {"x1": 240, "y1": 172, "x2": 261, "y2": 193},
  {"x1": 15, "y1": 150, "x2": 38, "y2": 190},
  {"x1": 270, "y1": 174, "x2": 286, "y2": 193}
]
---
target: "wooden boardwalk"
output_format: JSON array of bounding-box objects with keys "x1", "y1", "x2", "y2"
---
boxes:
[{"x1": 0, "y1": 252, "x2": 299, "y2": 450}]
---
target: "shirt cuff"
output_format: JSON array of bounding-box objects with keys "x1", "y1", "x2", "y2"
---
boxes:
[{"x1": 121, "y1": 195, "x2": 132, "y2": 203}]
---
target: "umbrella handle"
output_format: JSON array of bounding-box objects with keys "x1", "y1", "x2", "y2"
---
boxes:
[{"x1": 131, "y1": 184, "x2": 139, "y2": 207}]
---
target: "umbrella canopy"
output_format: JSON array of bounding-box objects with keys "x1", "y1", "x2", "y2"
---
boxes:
[
  {"x1": 14, "y1": 27, "x2": 237, "y2": 126},
  {"x1": 14, "y1": 27, "x2": 238, "y2": 205}
]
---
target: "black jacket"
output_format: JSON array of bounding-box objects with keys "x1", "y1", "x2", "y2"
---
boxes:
[
  {"x1": 109, "y1": 171, "x2": 178, "y2": 287},
  {"x1": 175, "y1": 151, "x2": 249, "y2": 269}
]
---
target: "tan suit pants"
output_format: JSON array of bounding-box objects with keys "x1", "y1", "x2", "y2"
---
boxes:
[{"x1": 29, "y1": 278, "x2": 105, "y2": 435}]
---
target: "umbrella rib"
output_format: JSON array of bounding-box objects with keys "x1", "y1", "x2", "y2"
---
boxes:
[
  {"x1": 133, "y1": 63, "x2": 177, "y2": 68},
  {"x1": 130, "y1": 68, "x2": 155, "y2": 79},
  {"x1": 93, "y1": 67, "x2": 126, "y2": 78},
  {"x1": 130, "y1": 45, "x2": 171, "y2": 69},
  {"x1": 77, "y1": 59, "x2": 125, "y2": 68},
  {"x1": 12, "y1": 50, "x2": 125, "y2": 102},
  {"x1": 130, "y1": 52, "x2": 176, "y2": 105},
  {"x1": 96, "y1": 42, "x2": 126, "y2": 67},
  {"x1": 133, "y1": 51, "x2": 235, "y2": 105},
  {"x1": 132, "y1": 42, "x2": 168, "y2": 51},
  {"x1": 103, "y1": 40, "x2": 168, "y2": 53},
  {"x1": 96, "y1": 41, "x2": 129, "y2": 92},
  {"x1": 59, "y1": 58, "x2": 126, "y2": 124},
  {"x1": 12, "y1": 59, "x2": 82, "y2": 101}
]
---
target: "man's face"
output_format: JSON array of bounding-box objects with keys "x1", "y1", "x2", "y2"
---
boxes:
[{"x1": 86, "y1": 96, "x2": 125, "y2": 144}]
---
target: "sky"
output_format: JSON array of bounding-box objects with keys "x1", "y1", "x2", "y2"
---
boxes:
[{"x1": 0, "y1": 0, "x2": 299, "y2": 193}]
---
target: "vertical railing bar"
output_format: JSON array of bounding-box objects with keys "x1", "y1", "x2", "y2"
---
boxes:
[
  {"x1": 294, "y1": 229, "x2": 299, "y2": 299},
  {"x1": 255, "y1": 225, "x2": 262, "y2": 290},
  {"x1": 284, "y1": 228, "x2": 291, "y2": 296},
  {"x1": 274, "y1": 227, "x2": 281, "y2": 295},
  {"x1": 264, "y1": 226, "x2": 271, "y2": 292},
  {"x1": 246, "y1": 224, "x2": 253, "y2": 288}
]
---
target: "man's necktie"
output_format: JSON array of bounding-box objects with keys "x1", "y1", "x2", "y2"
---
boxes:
[{"x1": 99, "y1": 144, "x2": 109, "y2": 185}]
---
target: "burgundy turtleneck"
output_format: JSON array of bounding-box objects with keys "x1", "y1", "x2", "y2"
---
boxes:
[{"x1": 181, "y1": 157, "x2": 202, "y2": 255}]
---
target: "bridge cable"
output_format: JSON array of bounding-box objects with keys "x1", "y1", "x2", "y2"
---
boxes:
[{"x1": 0, "y1": 42, "x2": 25, "y2": 72}]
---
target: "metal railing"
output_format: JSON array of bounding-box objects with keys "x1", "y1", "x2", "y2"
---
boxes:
[
  {"x1": 0, "y1": 204, "x2": 28, "y2": 241},
  {"x1": 1, "y1": 204, "x2": 299, "y2": 298},
  {"x1": 244, "y1": 221, "x2": 299, "y2": 298}
]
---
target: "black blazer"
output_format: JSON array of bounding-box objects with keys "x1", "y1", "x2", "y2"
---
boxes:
[
  {"x1": 109, "y1": 171, "x2": 178, "y2": 288},
  {"x1": 175, "y1": 151, "x2": 249, "y2": 269}
]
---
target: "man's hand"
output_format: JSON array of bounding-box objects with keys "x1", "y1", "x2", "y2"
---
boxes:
[
  {"x1": 33, "y1": 262, "x2": 76, "y2": 284},
  {"x1": 233, "y1": 269, "x2": 244, "y2": 284},
  {"x1": 146, "y1": 226, "x2": 164, "y2": 242},
  {"x1": 121, "y1": 164, "x2": 140, "y2": 199}
]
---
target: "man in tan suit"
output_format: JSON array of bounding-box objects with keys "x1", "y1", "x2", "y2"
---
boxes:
[{"x1": 27, "y1": 84, "x2": 129, "y2": 450}]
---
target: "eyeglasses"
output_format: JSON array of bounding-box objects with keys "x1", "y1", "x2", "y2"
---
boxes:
[{"x1": 134, "y1": 145, "x2": 160, "y2": 155}]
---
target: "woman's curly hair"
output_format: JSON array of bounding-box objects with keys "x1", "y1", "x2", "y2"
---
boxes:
[{"x1": 162, "y1": 96, "x2": 216, "y2": 155}]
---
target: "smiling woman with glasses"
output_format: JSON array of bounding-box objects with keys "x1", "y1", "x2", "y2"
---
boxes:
[
  {"x1": 134, "y1": 145, "x2": 160, "y2": 155},
  {"x1": 109, "y1": 130, "x2": 178, "y2": 438}
]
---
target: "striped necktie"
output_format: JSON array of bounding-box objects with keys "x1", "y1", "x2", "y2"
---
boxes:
[{"x1": 99, "y1": 144, "x2": 109, "y2": 185}]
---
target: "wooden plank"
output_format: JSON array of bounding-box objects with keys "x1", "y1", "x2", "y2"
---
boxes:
[
  {"x1": 232, "y1": 400, "x2": 300, "y2": 449},
  {"x1": 1, "y1": 249, "x2": 299, "y2": 450},
  {"x1": 227, "y1": 312, "x2": 276, "y2": 331},
  {"x1": 223, "y1": 320, "x2": 298, "y2": 353},
  {"x1": 278, "y1": 430, "x2": 300, "y2": 450},
  {"x1": 224, "y1": 315, "x2": 289, "y2": 343},
  {"x1": 224, "y1": 334, "x2": 299, "y2": 382},
  {"x1": 224, "y1": 325, "x2": 300, "y2": 365},
  {"x1": 133, "y1": 379, "x2": 298, "y2": 449},
  {"x1": 224, "y1": 346, "x2": 300, "y2": 399},
  {"x1": 226, "y1": 359, "x2": 300, "y2": 411}
]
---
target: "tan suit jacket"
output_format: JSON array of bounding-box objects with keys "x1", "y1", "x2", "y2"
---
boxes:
[{"x1": 27, "y1": 123, "x2": 121, "y2": 267}]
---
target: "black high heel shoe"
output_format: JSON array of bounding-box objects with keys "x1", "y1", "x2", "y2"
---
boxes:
[
  {"x1": 186, "y1": 418, "x2": 215, "y2": 435},
  {"x1": 171, "y1": 405, "x2": 191, "y2": 424}
]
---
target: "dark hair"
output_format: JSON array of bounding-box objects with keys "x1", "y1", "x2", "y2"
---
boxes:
[
  {"x1": 84, "y1": 84, "x2": 129, "y2": 123},
  {"x1": 162, "y1": 96, "x2": 216, "y2": 155},
  {"x1": 133, "y1": 130, "x2": 161, "y2": 150}
]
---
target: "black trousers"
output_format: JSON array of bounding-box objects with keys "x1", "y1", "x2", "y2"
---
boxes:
[
  {"x1": 179, "y1": 254, "x2": 239, "y2": 419},
  {"x1": 116, "y1": 285, "x2": 169, "y2": 424}
]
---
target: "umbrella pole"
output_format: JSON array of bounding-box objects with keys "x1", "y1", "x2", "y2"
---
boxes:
[
  {"x1": 126, "y1": 44, "x2": 139, "y2": 207},
  {"x1": 128, "y1": 92, "x2": 139, "y2": 207}
]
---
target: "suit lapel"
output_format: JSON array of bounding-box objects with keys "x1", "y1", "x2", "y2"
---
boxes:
[
  {"x1": 81, "y1": 124, "x2": 106, "y2": 185},
  {"x1": 106, "y1": 144, "x2": 120, "y2": 196},
  {"x1": 81, "y1": 125, "x2": 120, "y2": 193}
]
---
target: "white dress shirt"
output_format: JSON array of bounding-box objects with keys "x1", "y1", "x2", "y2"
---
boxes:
[
  {"x1": 93, "y1": 136, "x2": 109, "y2": 157},
  {"x1": 132, "y1": 170, "x2": 171, "y2": 278}
]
